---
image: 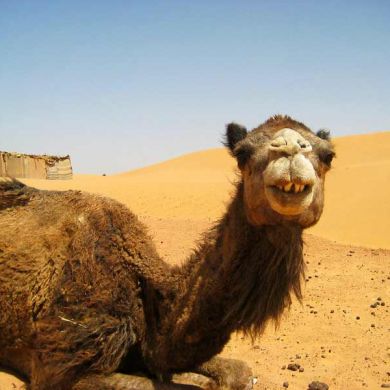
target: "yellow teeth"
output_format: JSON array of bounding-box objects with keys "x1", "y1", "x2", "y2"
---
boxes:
[{"x1": 276, "y1": 182, "x2": 306, "y2": 194}]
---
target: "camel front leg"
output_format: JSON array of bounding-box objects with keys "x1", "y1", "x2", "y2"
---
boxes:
[
  {"x1": 193, "y1": 356, "x2": 253, "y2": 390},
  {"x1": 73, "y1": 372, "x2": 215, "y2": 390}
]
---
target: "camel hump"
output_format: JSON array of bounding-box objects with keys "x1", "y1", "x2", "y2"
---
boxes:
[{"x1": 0, "y1": 178, "x2": 33, "y2": 210}]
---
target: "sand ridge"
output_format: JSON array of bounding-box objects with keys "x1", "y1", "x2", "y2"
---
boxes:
[{"x1": 19, "y1": 131, "x2": 390, "y2": 249}]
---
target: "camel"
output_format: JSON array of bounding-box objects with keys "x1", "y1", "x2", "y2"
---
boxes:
[{"x1": 0, "y1": 115, "x2": 335, "y2": 390}]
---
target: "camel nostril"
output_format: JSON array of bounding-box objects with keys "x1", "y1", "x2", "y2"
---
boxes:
[
  {"x1": 297, "y1": 139, "x2": 309, "y2": 149},
  {"x1": 270, "y1": 136, "x2": 287, "y2": 148}
]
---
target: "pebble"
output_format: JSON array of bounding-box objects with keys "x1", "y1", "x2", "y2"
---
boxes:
[
  {"x1": 283, "y1": 382, "x2": 289, "y2": 388},
  {"x1": 308, "y1": 381, "x2": 329, "y2": 390},
  {"x1": 287, "y1": 363, "x2": 300, "y2": 371}
]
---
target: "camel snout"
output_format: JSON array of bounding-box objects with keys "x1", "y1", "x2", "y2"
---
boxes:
[{"x1": 269, "y1": 128, "x2": 312, "y2": 156}]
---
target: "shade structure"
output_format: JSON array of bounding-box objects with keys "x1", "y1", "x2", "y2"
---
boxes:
[{"x1": 0, "y1": 152, "x2": 72, "y2": 180}]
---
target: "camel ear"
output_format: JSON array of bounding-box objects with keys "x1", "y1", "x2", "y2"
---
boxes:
[
  {"x1": 316, "y1": 129, "x2": 331, "y2": 140},
  {"x1": 225, "y1": 123, "x2": 248, "y2": 152}
]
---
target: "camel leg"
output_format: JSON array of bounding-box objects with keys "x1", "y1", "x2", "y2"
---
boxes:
[
  {"x1": 73, "y1": 372, "x2": 214, "y2": 390},
  {"x1": 193, "y1": 357, "x2": 253, "y2": 390}
]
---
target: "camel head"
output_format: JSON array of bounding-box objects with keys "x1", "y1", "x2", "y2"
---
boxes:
[{"x1": 226, "y1": 115, "x2": 335, "y2": 228}]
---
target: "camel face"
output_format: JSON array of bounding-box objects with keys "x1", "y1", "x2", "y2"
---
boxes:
[
  {"x1": 262, "y1": 128, "x2": 317, "y2": 216},
  {"x1": 226, "y1": 116, "x2": 334, "y2": 228}
]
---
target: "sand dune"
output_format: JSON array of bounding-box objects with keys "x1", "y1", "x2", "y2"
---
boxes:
[{"x1": 21, "y1": 131, "x2": 390, "y2": 249}]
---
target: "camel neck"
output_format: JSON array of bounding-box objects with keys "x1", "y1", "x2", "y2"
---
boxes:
[{"x1": 143, "y1": 182, "x2": 304, "y2": 375}]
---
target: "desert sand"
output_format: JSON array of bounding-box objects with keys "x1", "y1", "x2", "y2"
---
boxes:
[{"x1": 1, "y1": 132, "x2": 389, "y2": 389}]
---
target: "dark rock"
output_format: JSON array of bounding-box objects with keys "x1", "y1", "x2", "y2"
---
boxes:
[
  {"x1": 287, "y1": 363, "x2": 300, "y2": 371},
  {"x1": 283, "y1": 382, "x2": 289, "y2": 388},
  {"x1": 308, "y1": 381, "x2": 329, "y2": 390}
]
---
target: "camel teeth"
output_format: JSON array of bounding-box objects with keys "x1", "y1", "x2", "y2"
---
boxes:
[{"x1": 277, "y1": 183, "x2": 307, "y2": 193}]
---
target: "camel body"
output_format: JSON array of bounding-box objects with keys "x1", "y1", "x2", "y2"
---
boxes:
[{"x1": 0, "y1": 116, "x2": 335, "y2": 389}]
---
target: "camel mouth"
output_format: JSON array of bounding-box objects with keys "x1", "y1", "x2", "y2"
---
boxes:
[
  {"x1": 265, "y1": 181, "x2": 314, "y2": 216},
  {"x1": 271, "y1": 182, "x2": 312, "y2": 195}
]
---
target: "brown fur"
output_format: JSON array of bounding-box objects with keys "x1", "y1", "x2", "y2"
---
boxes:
[{"x1": 0, "y1": 115, "x2": 334, "y2": 389}]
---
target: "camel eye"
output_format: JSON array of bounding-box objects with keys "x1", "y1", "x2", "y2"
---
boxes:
[
  {"x1": 321, "y1": 151, "x2": 335, "y2": 166},
  {"x1": 234, "y1": 143, "x2": 255, "y2": 169}
]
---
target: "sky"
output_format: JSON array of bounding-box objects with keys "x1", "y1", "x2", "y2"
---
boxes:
[{"x1": 1, "y1": 1, "x2": 389, "y2": 174}]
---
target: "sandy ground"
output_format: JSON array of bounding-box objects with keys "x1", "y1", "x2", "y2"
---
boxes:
[{"x1": 1, "y1": 132, "x2": 389, "y2": 389}]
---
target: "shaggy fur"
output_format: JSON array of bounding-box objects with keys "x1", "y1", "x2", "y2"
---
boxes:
[{"x1": 0, "y1": 115, "x2": 334, "y2": 390}]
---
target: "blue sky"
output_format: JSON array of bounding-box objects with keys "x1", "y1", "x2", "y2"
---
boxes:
[{"x1": 1, "y1": 1, "x2": 389, "y2": 174}]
